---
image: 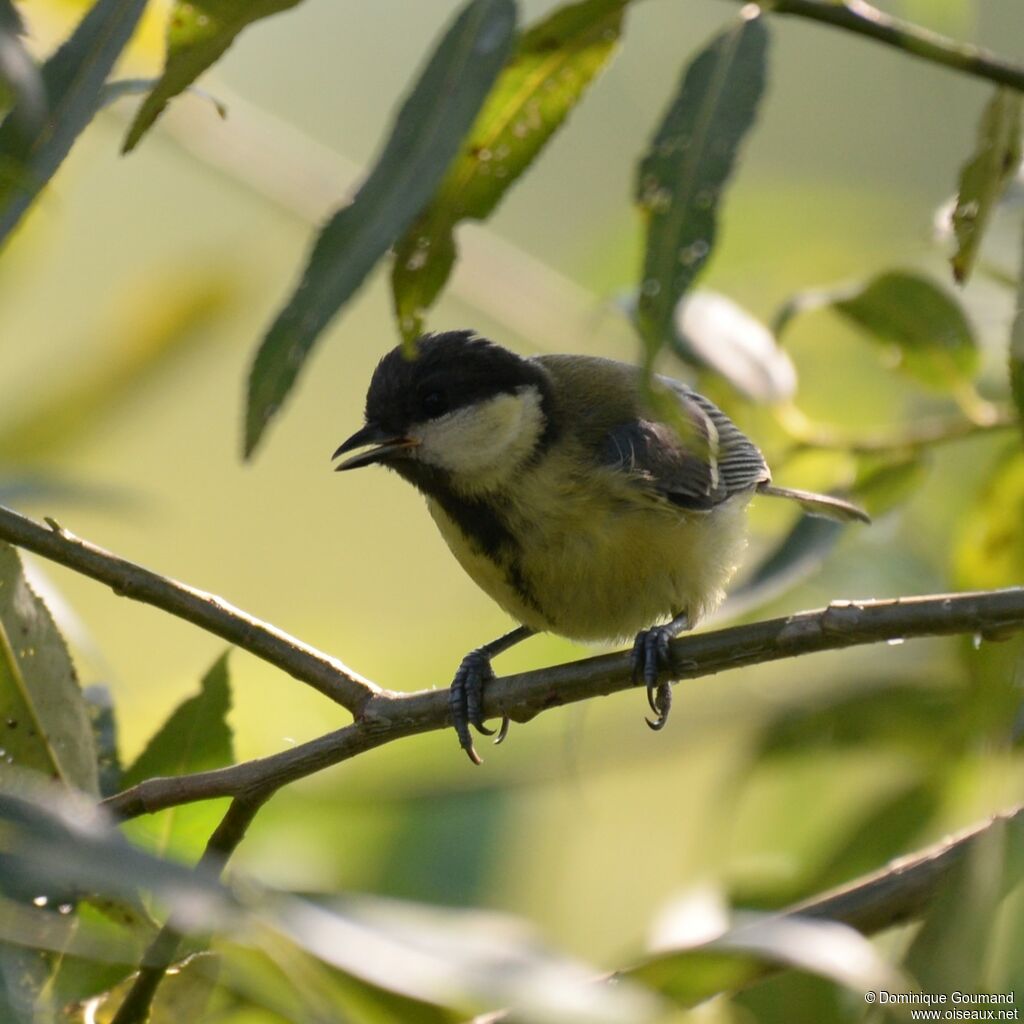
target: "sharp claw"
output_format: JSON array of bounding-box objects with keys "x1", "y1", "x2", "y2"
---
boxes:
[
  {"x1": 645, "y1": 714, "x2": 668, "y2": 731},
  {"x1": 475, "y1": 720, "x2": 497, "y2": 736},
  {"x1": 634, "y1": 623, "x2": 679, "y2": 732},
  {"x1": 464, "y1": 743, "x2": 483, "y2": 766},
  {"x1": 646, "y1": 677, "x2": 659, "y2": 715},
  {"x1": 494, "y1": 716, "x2": 510, "y2": 745}
]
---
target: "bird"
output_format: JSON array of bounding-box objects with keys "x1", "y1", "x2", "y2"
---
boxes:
[{"x1": 333, "y1": 330, "x2": 868, "y2": 763}]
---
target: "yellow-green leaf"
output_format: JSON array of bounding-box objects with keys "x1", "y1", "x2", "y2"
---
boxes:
[
  {"x1": 1011, "y1": 223, "x2": 1024, "y2": 431},
  {"x1": 123, "y1": 0, "x2": 302, "y2": 153},
  {"x1": 0, "y1": 543, "x2": 97, "y2": 794},
  {"x1": 954, "y1": 447, "x2": 1024, "y2": 590},
  {"x1": 391, "y1": 0, "x2": 627, "y2": 342},
  {"x1": 950, "y1": 88, "x2": 1023, "y2": 284}
]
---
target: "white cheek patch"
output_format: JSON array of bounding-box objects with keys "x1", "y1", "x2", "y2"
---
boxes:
[{"x1": 412, "y1": 386, "x2": 544, "y2": 490}]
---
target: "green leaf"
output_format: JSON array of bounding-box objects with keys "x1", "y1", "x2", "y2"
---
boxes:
[
  {"x1": 832, "y1": 270, "x2": 979, "y2": 391},
  {"x1": 391, "y1": 0, "x2": 627, "y2": 342},
  {"x1": 121, "y1": 653, "x2": 233, "y2": 861},
  {"x1": 1011, "y1": 223, "x2": 1024, "y2": 429},
  {"x1": 0, "y1": 1, "x2": 44, "y2": 128},
  {"x1": 851, "y1": 452, "x2": 928, "y2": 518},
  {"x1": 950, "y1": 88, "x2": 1023, "y2": 284},
  {"x1": 634, "y1": 9, "x2": 768, "y2": 364},
  {"x1": 83, "y1": 685, "x2": 121, "y2": 800},
  {"x1": 953, "y1": 447, "x2": 1024, "y2": 590},
  {"x1": 0, "y1": 0, "x2": 148, "y2": 247},
  {"x1": 244, "y1": 0, "x2": 516, "y2": 458},
  {"x1": 122, "y1": 0, "x2": 297, "y2": 153},
  {"x1": 0, "y1": 542, "x2": 97, "y2": 795}
]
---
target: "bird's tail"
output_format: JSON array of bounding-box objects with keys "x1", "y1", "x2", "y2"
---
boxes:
[{"x1": 757, "y1": 483, "x2": 871, "y2": 524}]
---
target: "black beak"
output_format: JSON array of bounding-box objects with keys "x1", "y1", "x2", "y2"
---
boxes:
[{"x1": 332, "y1": 422, "x2": 418, "y2": 471}]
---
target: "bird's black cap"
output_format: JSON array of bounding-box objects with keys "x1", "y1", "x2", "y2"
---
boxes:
[{"x1": 363, "y1": 331, "x2": 552, "y2": 434}]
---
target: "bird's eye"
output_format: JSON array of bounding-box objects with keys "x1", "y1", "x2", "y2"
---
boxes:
[{"x1": 420, "y1": 390, "x2": 448, "y2": 418}]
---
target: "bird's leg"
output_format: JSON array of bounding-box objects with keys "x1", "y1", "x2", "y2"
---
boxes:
[
  {"x1": 450, "y1": 625, "x2": 534, "y2": 765},
  {"x1": 631, "y1": 611, "x2": 691, "y2": 732}
]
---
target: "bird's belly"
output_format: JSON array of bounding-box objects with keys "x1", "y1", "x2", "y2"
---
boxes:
[{"x1": 427, "y1": 489, "x2": 750, "y2": 643}]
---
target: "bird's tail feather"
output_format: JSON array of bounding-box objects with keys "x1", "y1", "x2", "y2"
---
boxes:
[{"x1": 757, "y1": 483, "x2": 871, "y2": 524}]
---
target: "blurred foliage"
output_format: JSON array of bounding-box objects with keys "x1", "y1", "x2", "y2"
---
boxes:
[{"x1": 0, "y1": 0, "x2": 1021, "y2": 1021}]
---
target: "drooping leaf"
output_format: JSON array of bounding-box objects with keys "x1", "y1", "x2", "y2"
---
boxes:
[
  {"x1": 121, "y1": 653, "x2": 234, "y2": 861},
  {"x1": 244, "y1": 0, "x2": 516, "y2": 459},
  {"x1": 0, "y1": 0, "x2": 148, "y2": 247},
  {"x1": 392, "y1": 0, "x2": 627, "y2": 342},
  {"x1": 953, "y1": 447, "x2": 1024, "y2": 590},
  {"x1": 123, "y1": 0, "x2": 297, "y2": 152},
  {"x1": 780, "y1": 270, "x2": 980, "y2": 392},
  {"x1": 1011, "y1": 222, "x2": 1024, "y2": 429},
  {"x1": 634, "y1": 9, "x2": 768, "y2": 364},
  {"x1": 630, "y1": 897, "x2": 903, "y2": 1007},
  {"x1": 950, "y1": 88, "x2": 1023, "y2": 284},
  {"x1": 670, "y1": 289, "x2": 796, "y2": 403},
  {"x1": 0, "y1": 1, "x2": 44, "y2": 128},
  {"x1": 0, "y1": 542, "x2": 97, "y2": 795}
]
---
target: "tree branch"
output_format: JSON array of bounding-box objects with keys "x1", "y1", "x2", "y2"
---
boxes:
[
  {"x1": 754, "y1": 0, "x2": 1024, "y2": 93},
  {"x1": 0, "y1": 504, "x2": 378, "y2": 714},
  {"x1": 103, "y1": 586, "x2": 1024, "y2": 820},
  {"x1": 109, "y1": 793, "x2": 268, "y2": 1024},
  {"x1": 789, "y1": 803, "x2": 1024, "y2": 934}
]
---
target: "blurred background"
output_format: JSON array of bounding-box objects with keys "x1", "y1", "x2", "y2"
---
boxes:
[{"x1": 6, "y1": 0, "x2": 1024, "y2": 1009}]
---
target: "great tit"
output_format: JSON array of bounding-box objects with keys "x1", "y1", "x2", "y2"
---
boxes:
[{"x1": 334, "y1": 330, "x2": 868, "y2": 763}]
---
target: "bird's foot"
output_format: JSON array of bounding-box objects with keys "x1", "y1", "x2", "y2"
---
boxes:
[
  {"x1": 449, "y1": 648, "x2": 510, "y2": 765},
  {"x1": 631, "y1": 614, "x2": 688, "y2": 731}
]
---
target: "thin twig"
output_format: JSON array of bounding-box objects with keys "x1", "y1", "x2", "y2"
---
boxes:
[
  {"x1": 109, "y1": 793, "x2": 268, "y2": 1024},
  {"x1": 755, "y1": 0, "x2": 1024, "y2": 92},
  {"x1": 102, "y1": 587, "x2": 1024, "y2": 820},
  {"x1": 0, "y1": 504, "x2": 378, "y2": 714}
]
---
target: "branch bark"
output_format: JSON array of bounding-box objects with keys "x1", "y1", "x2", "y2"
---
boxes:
[
  {"x1": 755, "y1": 0, "x2": 1024, "y2": 93},
  {"x1": 0, "y1": 504, "x2": 378, "y2": 713},
  {"x1": 102, "y1": 586, "x2": 1024, "y2": 820}
]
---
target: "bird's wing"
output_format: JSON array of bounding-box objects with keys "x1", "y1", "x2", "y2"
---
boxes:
[{"x1": 599, "y1": 380, "x2": 770, "y2": 511}]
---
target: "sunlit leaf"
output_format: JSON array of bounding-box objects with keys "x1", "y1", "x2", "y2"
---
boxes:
[
  {"x1": 121, "y1": 653, "x2": 234, "y2": 861},
  {"x1": 953, "y1": 447, "x2": 1024, "y2": 589},
  {"x1": 634, "y1": 9, "x2": 768, "y2": 364},
  {"x1": 244, "y1": 0, "x2": 516, "y2": 458},
  {"x1": 779, "y1": 271, "x2": 980, "y2": 391},
  {"x1": 950, "y1": 88, "x2": 1022, "y2": 284},
  {"x1": 0, "y1": 542, "x2": 97, "y2": 795},
  {"x1": 630, "y1": 898, "x2": 903, "y2": 1007},
  {"x1": 392, "y1": 0, "x2": 627, "y2": 341},
  {"x1": 0, "y1": 1, "x2": 44, "y2": 129},
  {"x1": 123, "y1": 0, "x2": 297, "y2": 152},
  {"x1": 671, "y1": 290, "x2": 796, "y2": 403},
  {"x1": 0, "y1": 0, "x2": 147, "y2": 247}
]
